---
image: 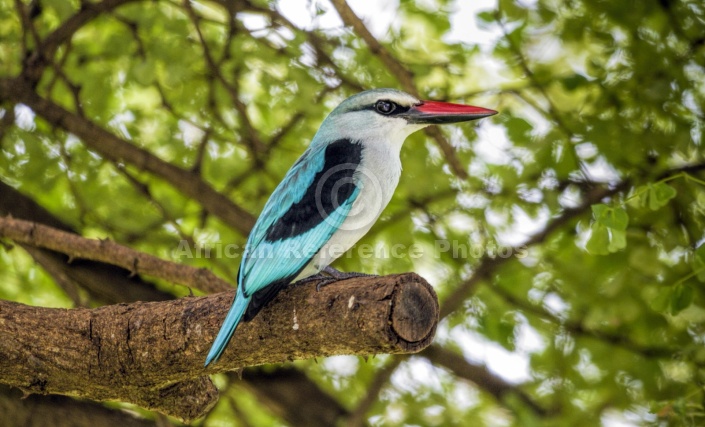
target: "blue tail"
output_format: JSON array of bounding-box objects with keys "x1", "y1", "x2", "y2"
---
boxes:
[{"x1": 205, "y1": 289, "x2": 251, "y2": 367}]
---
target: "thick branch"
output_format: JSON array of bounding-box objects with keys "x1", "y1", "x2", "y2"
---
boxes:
[
  {"x1": 0, "y1": 184, "x2": 357, "y2": 425},
  {"x1": 0, "y1": 77, "x2": 256, "y2": 235},
  {"x1": 0, "y1": 216, "x2": 231, "y2": 294},
  {"x1": 0, "y1": 273, "x2": 438, "y2": 421}
]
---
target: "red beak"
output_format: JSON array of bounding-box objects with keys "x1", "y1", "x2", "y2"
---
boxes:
[{"x1": 406, "y1": 100, "x2": 497, "y2": 124}]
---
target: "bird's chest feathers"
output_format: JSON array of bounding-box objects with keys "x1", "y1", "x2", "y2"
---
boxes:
[
  {"x1": 307, "y1": 144, "x2": 400, "y2": 272},
  {"x1": 334, "y1": 144, "x2": 401, "y2": 237},
  {"x1": 355, "y1": 145, "x2": 401, "y2": 209}
]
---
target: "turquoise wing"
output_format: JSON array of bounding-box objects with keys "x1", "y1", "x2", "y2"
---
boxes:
[{"x1": 239, "y1": 139, "x2": 363, "y2": 317}]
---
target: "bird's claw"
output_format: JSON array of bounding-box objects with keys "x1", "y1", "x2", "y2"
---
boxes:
[
  {"x1": 294, "y1": 275, "x2": 338, "y2": 291},
  {"x1": 315, "y1": 277, "x2": 338, "y2": 291},
  {"x1": 293, "y1": 272, "x2": 329, "y2": 287},
  {"x1": 316, "y1": 266, "x2": 379, "y2": 290}
]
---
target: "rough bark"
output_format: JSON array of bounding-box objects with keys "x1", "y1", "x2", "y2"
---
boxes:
[
  {"x1": 0, "y1": 184, "x2": 354, "y2": 425},
  {"x1": 0, "y1": 273, "x2": 438, "y2": 421}
]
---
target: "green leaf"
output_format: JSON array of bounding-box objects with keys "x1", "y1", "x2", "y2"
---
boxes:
[
  {"x1": 554, "y1": 139, "x2": 580, "y2": 177},
  {"x1": 591, "y1": 203, "x2": 609, "y2": 217},
  {"x1": 586, "y1": 223, "x2": 610, "y2": 255},
  {"x1": 693, "y1": 245, "x2": 705, "y2": 282},
  {"x1": 561, "y1": 74, "x2": 588, "y2": 91},
  {"x1": 608, "y1": 229, "x2": 627, "y2": 252},
  {"x1": 650, "y1": 287, "x2": 672, "y2": 312},
  {"x1": 476, "y1": 10, "x2": 495, "y2": 24},
  {"x1": 653, "y1": 182, "x2": 678, "y2": 206},
  {"x1": 130, "y1": 59, "x2": 156, "y2": 86},
  {"x1": 641, "y1": 182, "x2": 677, "y2": 211},
  {"x1": 505, "y1": 116, "x2": 533, "y2": 145},
  {"x1": 479, "y1": 312, "x2": 517, "y2": 351},
  {"x1": 587, "y1": 206, "x2": 629, "y2": 254},
  {"x1": 592, "y1": 204, "x2": 629, "y2": 230},
  {"x1": 670, "y1": 284, "x2": 693, "y2": 315}
]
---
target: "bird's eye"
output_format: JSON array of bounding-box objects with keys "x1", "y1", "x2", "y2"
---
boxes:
[{"x1": 375, "y1": 100, "x2": 397, "y2": 115}]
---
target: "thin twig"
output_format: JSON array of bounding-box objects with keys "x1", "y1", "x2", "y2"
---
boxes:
[
  {"x1": 329, "y1": 0, "x2": 471, "y2": 180},
  {"x1": 346, "y1": 357, "x2": 403, "y2": 427},
  {"x1": 0, "y1": 76, "x2": 257, "y2": 235}
]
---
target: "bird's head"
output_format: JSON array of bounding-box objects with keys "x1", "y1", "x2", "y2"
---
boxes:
[{"x1": 314, "y1": 88, "x2": 497, "y2": 150}]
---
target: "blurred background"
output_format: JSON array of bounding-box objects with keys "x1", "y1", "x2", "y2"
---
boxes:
[{"x1": 1, "y1": 0, "x2": 704, "y2": 425}]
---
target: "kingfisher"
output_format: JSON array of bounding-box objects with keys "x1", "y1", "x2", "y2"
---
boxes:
[{"x1": 205, "y1": 88, "x2": 496, "y2": 366}]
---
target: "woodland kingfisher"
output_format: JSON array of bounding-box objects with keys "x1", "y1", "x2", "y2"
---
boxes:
[{"x1": 205, "y1": 88, "x2": 496, "y2": 366}]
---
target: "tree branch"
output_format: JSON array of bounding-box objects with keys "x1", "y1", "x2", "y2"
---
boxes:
[
  {"x1": 439, "y1": 182, "x2": 628, "y2": 319},
  {"x1": 241, "y1": 367, "x2": 352, "y2": 427},
  {"x1": 183, "y1": 0, "x2": 266, "y2": 157},
  {"x1": 328, "y1": 0, "x2": 415, "y2": 92},
  {"x1": 329, "y1": 0, "x2": 471, "y2": 180},
  {"x1": 0, "y1": 181, "x2": 173, "y2": 303},
  {"x1": 0, "y1": 273, "x2": 438, "y2": 421},
  {"x1": 0, "y1": 216, "x2": 231, "y2": 295},
  {"x1": 345, "y1": 357, "x2": 403, "y2": 427},
  {"x1": 0, "y1": 384, "x2": 156, "y2": 427},
  {"x1": 494, "y1": 9, "x2": 574, "y2": 138},
  {"x1": 489, "y1": 285, "x2": 675, "y2": 358},
  {"x1": 0, "y1": 182, "x2": 362, "y2": 425},
  {"x1": 249, "y1": 4, "x2": 366, "y2": 92},
  {"x1": 0, "y1": 77, "x2": 256, "y2": 236},
  {"x1": 25, "y1": 0, "x2": 141, "y2": 83},
  {"x1": 421, "y1": 345, "x2": 552, "y2": 415}
]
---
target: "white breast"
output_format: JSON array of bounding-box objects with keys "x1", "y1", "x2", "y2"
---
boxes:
[{"x1": 297, "y1": 143, "x2": 402, "y2": 278}]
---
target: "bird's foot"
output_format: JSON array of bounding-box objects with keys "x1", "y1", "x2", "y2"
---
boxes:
[
  {"x1": 315, "y1": 266, "x2": 378, "y2": 290},
  {"x1": 294, "y1": 274, "x2": 338, "y2": 291},
  {"x1": 295, "y1": 267, "x2": 378, "y2": 291},
  {"x1": 293, "y1": 272, "x2": 330, "y2": 286},
  {"x1": 315, "y1": 276, "x2": 338, "y2": 291},
  {"x1": 321, "y1": 265, "x2": 377, "y2": 280}
]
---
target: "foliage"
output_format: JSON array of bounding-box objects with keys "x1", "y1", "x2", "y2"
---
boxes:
[{"x1": 1, "y1": 0, "x2": 704, "y2": 425}]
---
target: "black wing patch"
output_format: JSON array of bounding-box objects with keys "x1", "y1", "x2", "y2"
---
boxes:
[
  {"x1": 243, "y1": 274, "x2": 296, "y2": 321},
  {"x1": 264, "y1": 139, "x2": 363, "y2": 242}
]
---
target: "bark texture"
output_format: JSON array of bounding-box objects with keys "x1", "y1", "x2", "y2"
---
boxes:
[
  {"x1": 0, "y1": 273, "x2": 438, "y2": 421},
  {"x1": 0, "y1": 188, "x2": 355, "y2": 425}
]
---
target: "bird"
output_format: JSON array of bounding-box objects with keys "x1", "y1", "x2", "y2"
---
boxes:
[{"x1": 205, "y1": 88, "x2": 496, "y2": 366}]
